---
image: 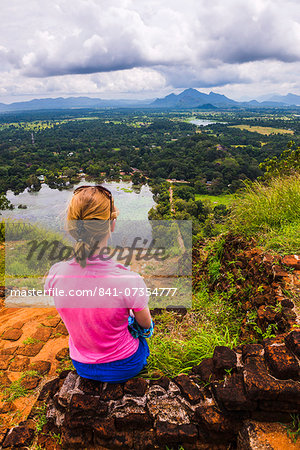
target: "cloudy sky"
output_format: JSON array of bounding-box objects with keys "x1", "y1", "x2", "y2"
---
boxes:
[{"x1": 0, "y1": 0, "x2": 299, "y2": 103}]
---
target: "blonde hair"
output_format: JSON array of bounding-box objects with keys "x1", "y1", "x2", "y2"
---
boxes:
[{"x1": 66, "y1": 186, "x2": 118, "y2": 268}]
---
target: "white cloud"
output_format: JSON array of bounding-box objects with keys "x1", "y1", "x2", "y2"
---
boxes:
[
  {"x1": 0, "y1": 0, "x2": 299, "y2": 100},
  {"x1": 0, "y1": 68, "x2": 166, "y2": 100}
]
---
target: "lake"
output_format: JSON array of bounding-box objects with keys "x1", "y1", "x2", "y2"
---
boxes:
[
  {"x1": 1, "y1": 180, "x2": 156, "y2": 247},
  {"x1": 189, "y1": 119, "x2": 226, "y2": 126},
  {"x1": 1, "y1": 179, "x2": 155, "y2": 225}
]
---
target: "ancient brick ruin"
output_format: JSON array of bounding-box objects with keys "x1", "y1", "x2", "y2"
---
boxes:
[
  {"x1": 2, "y1": 329, "x2": 299, "y2": 449},
  {"x1": 1, "y1": 236, "x2": 300, "y2": 449}
]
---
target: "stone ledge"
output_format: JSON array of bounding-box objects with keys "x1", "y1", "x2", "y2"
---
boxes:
[{"x1": 2, "y1": 330, "x2": 298, "y2": 449}]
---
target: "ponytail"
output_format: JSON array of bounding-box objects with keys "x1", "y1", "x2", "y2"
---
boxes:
[
  {"x1": 74, "y1": 241, "x2": 90, "y2": 268},
  {"x1": 66, "y1": 187, "x2": 116, "y2": 268}
]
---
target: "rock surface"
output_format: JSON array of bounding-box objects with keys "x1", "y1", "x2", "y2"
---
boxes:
[
  {"x1": 2, "y1": 425, "x2": 35, "y2": 448},
  {"x1": 237, "y1": 420, "x2": 300, "y2": 450},
  {"x1": 1, "y1": 328, "x2": 297, "y2": 449}
]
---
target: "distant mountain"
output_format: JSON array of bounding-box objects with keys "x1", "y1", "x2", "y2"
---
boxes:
[
  {"x1": 0, "y1": 89, "x2": 299, "y2": 112},
  {"x1": 0, "y1": 96, "x2": 153, "y2": 112},
  {"x1": 0, "y1": 97, "x2": 104, "y2": 111},
  {"x1": 240, "y1": 99, "x2": 288, "y2": 108},
  {"x1": 268, "y1": 93, "x2": 300, "y2": 106},
  {"x1": 151, "y1": 88, "x2": 300, "y2": 109},
  {"x1": 259, "y1": 100, "x2": 290, "y2": 107},
  {"x1": 152, "y1": 88, "x2": 237, "y2": 108},
  {"x1": 206, "y1": 92, "x2": 236, "y2": 106},
  {"x1": 196, "y1": 103, "x2": 218, "y2": 110},
  {"x1": 152, "y1": 93, "x2": 177, "y2": 107}
]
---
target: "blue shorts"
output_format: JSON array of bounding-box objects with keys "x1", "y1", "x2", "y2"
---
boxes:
[{"x1": 71, "y1": 336, "x2": 150, "y2": 384}]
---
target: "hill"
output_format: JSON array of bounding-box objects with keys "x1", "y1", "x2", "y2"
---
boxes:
[
  {"x1": 269, "y1": 93, "x2": 300, "y2": 106},
  {"x1": 152, "y1": 88, "x2": 237, "y2": 108},
  {"x1": 196, "y1": 103, "x2": 218, "y2": 110},
  {"x1": 0, "y1": 97, "x2": 152, "y2": 112}
]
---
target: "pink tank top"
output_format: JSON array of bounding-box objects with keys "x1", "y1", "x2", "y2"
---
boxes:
[{"x1": 44, "y1": 257, "x2": 148, "y2": 363}]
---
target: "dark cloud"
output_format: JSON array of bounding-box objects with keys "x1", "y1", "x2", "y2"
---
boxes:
[
  {"x1": 0, "y1": 0, "x2": 299, "y2": 99},
  {"x1": 14, "y1": 0, "x2": 300, "y2": 78},
  {"x1": 158, "y1": 64, "x2": 252, "y2": 89}
]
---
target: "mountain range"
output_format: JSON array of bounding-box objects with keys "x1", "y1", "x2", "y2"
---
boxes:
[
  {"x1": 0, "y1": 96, "x2": 151, "y2": 112},
  {"x1": 0, "y1": 89, "x2": 299, "y2": 112},
  {"x1": 151, "y1": 88, "x2": 300, "y2": 108}
]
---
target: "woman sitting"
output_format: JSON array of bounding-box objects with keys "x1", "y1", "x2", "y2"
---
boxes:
[{"x1": 44, "y1": 185, "x2": 153, "y2": 383}]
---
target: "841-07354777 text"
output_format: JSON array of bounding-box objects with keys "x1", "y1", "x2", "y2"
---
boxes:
[{"x1": 9, "y1": 287, "x2": 178, "y2": 297}]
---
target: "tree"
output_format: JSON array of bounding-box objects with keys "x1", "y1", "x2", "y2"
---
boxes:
[
  {"x1": 64, "y1": 168, "x2": 76, "y2": 178},
  {"x1": 0, "y1": 194, "x2": 14, "y2": 210},
  {"x1": 194, "y1": 179, "x2": 207, "y2": 194},
  {"x1": 173, "y1": 185, "x2": 195, "y2": 201},
  {"x1": 132, "y1": 172, "x2": 142, "y2": 185},
  {"x1": 259, "y1": 142, "x2": 300, "y2": 181},
  {"x1": 27, "y1": 174, "x2": 41, "y2": 192}
]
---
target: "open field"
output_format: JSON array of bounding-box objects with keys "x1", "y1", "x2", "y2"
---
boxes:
[
  {"x1": 230, "y1": 125, "x2": 294, "y2": 135},
  {"x1": 0, "y1": 117, "x2": 100, "y2": 131},
  {"x1": 195, "y1": 193, "x2": 235, "y2": 206}
]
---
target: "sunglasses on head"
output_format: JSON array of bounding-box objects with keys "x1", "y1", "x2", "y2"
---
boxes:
[{"x1": 73, "y1": 185, "x2": 113, "y2": 218}]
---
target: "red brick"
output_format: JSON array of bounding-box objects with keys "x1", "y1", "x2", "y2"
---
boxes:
[
  {"x1": 17, "y1": 342, "x2": 43, "y2": 357},
  {"x1": 9, "y1": 356, "x2": 30, "y2": 371},
  {"x1": 32, "y1": 327, "x2": 52, "y2": 342},
  {"x1": 2, "y1": 328, "x2": 22, "y2": 341}
]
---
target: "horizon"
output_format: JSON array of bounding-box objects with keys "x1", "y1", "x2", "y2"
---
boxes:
[
  {"x1": 0, "y1": 87, "x2": 299, "y2": 106},
  {"x1": 0, "y1": 88, "x2": 262, "y2": 104}
]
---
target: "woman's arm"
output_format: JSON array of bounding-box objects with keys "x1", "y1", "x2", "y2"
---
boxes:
[{"x1": 133, "y1": 307, "x2": 152, "y2": 329}]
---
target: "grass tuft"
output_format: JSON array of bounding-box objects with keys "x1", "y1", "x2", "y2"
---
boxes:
[
  {"x1": 2, "y1": 379, "x2": 28, "y2": 403},
  {"x1": 285, "y1": 414, "x2": 300, "y2": 443},
  {"x1": 228, "y1": 173, "x2": 300, "y2": 253},
  {"x1": 22, "y1": 337, "x2": 40, "y2": 345},
  {"x1": 147, "y1": 281, "x2": 242, "y2": 377}
]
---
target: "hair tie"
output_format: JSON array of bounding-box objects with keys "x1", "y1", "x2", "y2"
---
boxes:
[{"x1": 76, "y1": 221, "x2": 86, "y2": 240}]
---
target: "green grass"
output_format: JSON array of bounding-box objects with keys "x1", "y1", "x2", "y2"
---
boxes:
[
  {"x1": 22, "y1": 337, "x2": 40, "y2": 345},
  {"x1": 33, "y1": 404, "x2": 48, "y2": 434},
  {"x1": 230, "y1": 125, "x2": 294, "y2": 135},
  {"x1": 22, "y1": 370, "x2": 40, "y2": 378},
  {"x1": 263, "y1": 219, "x2": 300, "y2": 254},
  {"x1": 285, "y1": 414, "x2": 300, "y2": 443},
  {"x1": 56, "y1": 355, "x2": 74, "y2": 374},
  {"x1": 195, "y1": 193, "x2": 235, "y2": 207},
  {"x1": 145, "y1": 235, "x2": 243, "y2": 378},
  {"x1": 166, "y1": 446, "x2": 185, "y2": 450},
  {"x1": 205, "y1": 235, "x2": 226, "y2": 283},
  {"x1": 228, "y1": 173, "x2": 300, "y2": 254},
  {"x1": 147, "y1": 281, "x2": 242, "y2": 377},
  {"x1": 2, "y1": 379, "x2": 28, "y2": 402},
  {"x1": 1, "y1": 370, "x2": 39, "y2": 403}
]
